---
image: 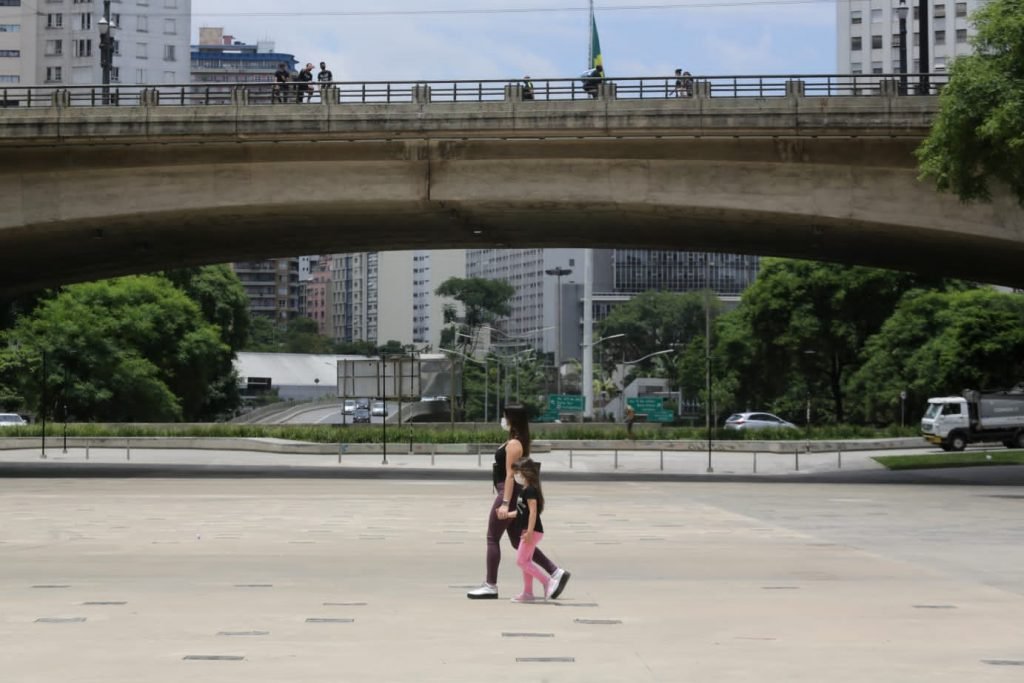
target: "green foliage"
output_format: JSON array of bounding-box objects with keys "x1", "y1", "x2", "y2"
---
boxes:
[
  {"x1": 163, "y1": 266, "x2": 250, "y2": 351},
  {"x1": 435, "y1": 277, "x2": 515, "y2": 354},
  {"x1": 0, "y1": 276, "x2": 238, "y2": 422},
  {"x1": 599, "y1": 290, "x2": 710, "y2": 372},
  {"x1": 848, "y1": 288, "x2": 1024, "y2": 423},
  {"x1": 460, "y1": 352, "x2": 547, "y2": 421},
  {"x1": 875, "y1": 451, "x2": 1024, "y2": 470},
  {"x1": 244, "y1": 316, "x2": 338, "y2": 354},
  {"x1": 917, "y1": 0, "x2": 1024, "y2": 204}
]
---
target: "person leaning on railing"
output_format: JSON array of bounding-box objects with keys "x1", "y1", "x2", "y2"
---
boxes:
[
  {"x1": 521, "y1": 75, "x2": 534, "y2": 101},
  {"x1": 272, "y1": 62, "x2": 290, "y2": 103},
  {"x1": 317, "y1": 61, "x2": 333, "y2": 102}
]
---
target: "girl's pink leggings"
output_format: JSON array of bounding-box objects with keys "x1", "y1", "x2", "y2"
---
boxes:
[{"x1": 515, "y1": 531, "x2": 550, "y2": 596}]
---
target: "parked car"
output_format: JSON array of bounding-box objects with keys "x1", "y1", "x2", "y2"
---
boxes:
[
  {"x1": 0, "y1": 413, "x2": 27, "y2": 427},
  {"x1": 724, "y1": 412, "x2": 797, "y2": 431},
  {"x1": 343, "y1": 399, "x2": 356, "y2": 415},
  {"x1": 371, "y1": 400, "x2": 386, "y2": 417},
  {"x1": 352, "y1": 407, "x2": 371, "y2": 424}
]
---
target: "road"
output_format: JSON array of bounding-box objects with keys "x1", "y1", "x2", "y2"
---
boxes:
[{"x1": 2, "y1": 478, "x2": 1023, "y2": 681}]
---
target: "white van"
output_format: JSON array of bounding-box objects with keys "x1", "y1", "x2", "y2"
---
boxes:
[{"x1": 0, "y1": 413, "x2": 27, "y2": 427}]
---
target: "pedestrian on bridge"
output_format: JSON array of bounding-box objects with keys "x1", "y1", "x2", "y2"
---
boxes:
[
  {"x1": 317, "y1": 62, "x2": 333, "y2": 102},
  {"x1": 466, "y1": 405, "x2": 571, "y2": 601},
  {"x1": 295, "y1": 63, "x2": 314, "y2": 103},
  {"x1": 272, "y1": 62, "x2": 291, "y2": 104}
]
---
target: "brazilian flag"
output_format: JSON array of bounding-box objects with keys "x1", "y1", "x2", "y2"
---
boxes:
[{"x1": 589, "y1": 13, "x2": 603, "y2": 71}]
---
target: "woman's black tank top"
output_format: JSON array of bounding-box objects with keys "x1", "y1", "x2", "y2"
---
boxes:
[{"x1": 492, "y1": 443, "x2": 508, "y2": 487}]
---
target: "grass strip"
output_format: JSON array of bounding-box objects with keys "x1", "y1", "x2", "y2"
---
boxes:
[{"x1": 874, "y1": 451, "x2": 1024, "y2": 470}]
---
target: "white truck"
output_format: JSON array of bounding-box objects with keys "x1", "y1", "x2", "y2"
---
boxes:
[{"x1": 921, "y1": 387, "x2": 1024, "y2": 452}]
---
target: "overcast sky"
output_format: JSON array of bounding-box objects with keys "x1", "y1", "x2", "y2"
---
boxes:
[{"x1": 190, "y1": 0, "x2": 838, "y2": 80}]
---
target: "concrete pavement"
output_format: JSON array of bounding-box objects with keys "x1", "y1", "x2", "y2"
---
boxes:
[{"x1": 2, "y1": 478, "x2": 1024, "y2": 682}]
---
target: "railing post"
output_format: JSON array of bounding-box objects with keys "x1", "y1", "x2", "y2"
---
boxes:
[
  {"x1": 597, "y1": 81, "x2": 617, "y2": 101},
  {"x1": 412, "y1": 83, "x2": 431, "y2": 104},
  {"x1": 785, "y1": 79, "x2": 806, "y2": 97},
  {"x1": 694, "y1": 80, "x2": 712, "y2": 99},
  {"x1": 879, "y1": 78, "x2": 900, "y2": 97},
  {"x1": 504, "y1": 83, "x2": 524, "y2": 102}
]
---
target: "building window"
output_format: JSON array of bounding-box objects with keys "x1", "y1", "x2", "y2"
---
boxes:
[
  {"x1": 935, "y1": 30, "x2": 945, "y2": 46},
  {"x1": 137, "y1": 15, "x2": 148, "y2": 32},
  {"x1": 163, "y1": 44, "x2": 175, "y2": 61},
  {"x1": 851, "y1": 36, "x2": 862, "y2": 51},
  {"x1": 933, "y1": 3, "x2": 946, "y2": 19},
  {"x1": 72, "y1": 39, "x2": 91, "y2": 57},
  {"x1": 870, "y1": 8, "x2": 882, "y2": 22},
  {"x1": 850, "y1": 62, "x2": 862, "y2": 75},
  {"x1": 163, "y1": 18, "x2": 175, "y2": 34},
  {"x1": 892, "y1": 33, "x2": 901, "y2": 48},
  {"x1": 0, "y1": 75, "x2": 20, "y2": 83},
  {"x1": 78, "y1": 13, "x2": 92, "y2": 30},
  {"x1": 956, "y1": 28, "x2": 968, "y2": 43},
  {"x1": 0, "y1": 23, "x2": 20, "y2": 32},
  {"x1": 955, "y1": 2, "x2": 967, "y2": 17},
  {"x1": 850, "y1": 10, "x2": 862, "y2": 24},
  {"x1": 871, "y1": 61, "x2": 883, "y2": 74},
  {"x1": 46, "y1": 13, "x2": 63, "y2": 29},
  {"x1": 0, "y1": 0, "x2": 23, "y2": 6},
  {"x1": 871, "y1": 34, "x2": 883, "y2": 49},
  {"x1": 46, "y1": 66, "x2": 62, "y2": 82},
  {"x1": 45, "y1": 39, "x2": 63, "y2": 56},
  {"x1": 136, "y1": 42, "x2": 147, "y2": 59}
]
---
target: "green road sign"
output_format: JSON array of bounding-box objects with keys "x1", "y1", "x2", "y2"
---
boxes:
[
  {"x1": 548, "y1": 394, "x2": 585, "y2": 412},
  {"x1": 628, "y1": 397, "x2": 674, "y2": 423}
]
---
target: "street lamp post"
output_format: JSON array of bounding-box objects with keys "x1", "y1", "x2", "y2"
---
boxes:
[
  {"x1": 897, "y1": 0, "x2": 909, "y2": 96},
  {"x1": 98, "y1": 1, "x2": 116, "y2": 105},
  {"x1": 618, "y1": 349, "x2": 675, "y2": 423},
  {"x1": 584, "y1": 333, "x2": 625, "y2": 420},
  {"x1": 545, "y1": 267, "x2": 572, "y2": 396},
  {"x1": 704, "y1": 254, "x2": 714, "y2": 473}
]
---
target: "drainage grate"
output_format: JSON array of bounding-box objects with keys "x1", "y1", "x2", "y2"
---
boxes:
[
  {"x1": 306, "y1": 618, "x2": 355, "y2": 623},
  {"x1": 503, "y1": 632, "x2": 555, "y2": 638},
  {"x1": 983, "y1": 660, "x2": 1024, "y2": 667},
  {"x1": 183, "y1": 655, "x2": 244, "y2": 661},
  {"x1": 82, "y1": 601, "x2": 126, "y2": 606},
  {"x1": 32, "y1": 585, "x2": 70, "y2": 589},
  {"x1": 218, "y1": 631, "x2": 269, "y2": 637},
  {"x1": 574, "y1": 619, "x2": 621, "y2": 625},
  {"x1": 517, "y1": 657, "x2": 574, "y2": 663},
  {"x1": 36, "y1": 617, "x2": 86, "y2": 623},
  {"x1": 913, "y1": 605, "x2": 957, "y2": 609},
  {"x1": 323, "y1": 602, "x2": 367, "y2": 607}
]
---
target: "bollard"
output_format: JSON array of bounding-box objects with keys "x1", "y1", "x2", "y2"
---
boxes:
[
  {"x1": 614, "y1": 449, "x2": 618, "y2": 470},
  {"x1": 794, "y1": 448, "x2": 799, "y2": 472},
  {"x1": 86, "y1": 443, "x2": 90, "y2": 461},
  {"x1": 569, "y1": 449, "x2": 573, "y2": 469},
  {"x1": 753, "y1": 452, "x2": 757, "y2": 473},
  {"x1": 837, "y1": 445, "x2": 842, "y2": 470},
  {"x1": 659, "y1": 450, "x2": 664, "y2": 471},
  {"x1": 126, "y1": 439, "x2": 131, "y2": 462},
  {"x1": 477, "y1": 444, "x2": 482, "y2": 468},
  {"x1": 338, "y1": 442, "x2": 343, "y2": 464},
  {"x1": 431, "y1": 444, "x2": 436, "y2": 467}
]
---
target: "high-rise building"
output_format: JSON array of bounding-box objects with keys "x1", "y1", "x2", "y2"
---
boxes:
[
  {"x1": 326, "y1": 250, "x2": 465, "y2": 350},
  {"x1": 304, "y1": 258, "x2": 331, "y2": 336},
  {"x1": 0, "y1": 0, "x2": 191, "y2": 90},
  {"x1": 232, "y1": 258, "x2": 300, "y2": 323},
  {"x1": 837, "y1": 1, "x2": 986, "y2": 78},
  {"x1": 190, "y1": 27, "x2": 296, "y2": 103}
]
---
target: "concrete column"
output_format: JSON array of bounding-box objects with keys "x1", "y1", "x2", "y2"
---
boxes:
[
  {"x1": 879, "y1": 78, "x2": 900, "y2": 97},
  {"x1": 597, "y1": 82, "x2": 617, "y2": 100},
  {"x1": 785, "y1": 79, "x2": 806, "y2": 97},
  {"x1": 144, "y1": 88, "x2": 161, "y2": 107},
  {"x1": 50, "y1": 90, "x2": 68, "y2": 108},
  {"x1": 231, "y1": 87, "x2": 250, "y2": 106},
  {"x1": 694, "y1": 81, "x2": 712, "y2": 99},
  {"x1": 504, "y1": 83, "x2": 524, "y2": 102},
  {"x1": 412, "y1": 84, "x2": 432, "y2": 104}
]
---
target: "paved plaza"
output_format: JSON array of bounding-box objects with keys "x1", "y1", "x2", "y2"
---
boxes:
[{"x1": 2, "y1": 476, "x2": 1024, "y2": 682}]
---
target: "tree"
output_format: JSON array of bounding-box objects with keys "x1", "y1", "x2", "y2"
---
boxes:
[
  {"x1": 849, "y1": 288, "x2": 1024, "y2": 424},
  {"x1": 163, "y1": 266, "x2": 250, "y2": 351},
  {"x1": 434, "y1": 277, "x2": 515, "y2": 354},
  {"x1": 598, "y1": 290, "x2": 711, "y2": 374},
  {"x1": 917, "y1": 0, "x2": 1024, "y2": 204},
  {"x1": 0, "y1": 276, "x2": 238, "y2": 422}
]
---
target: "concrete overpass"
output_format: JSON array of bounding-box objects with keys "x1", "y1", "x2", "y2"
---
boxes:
[{"x1": 1, "y1": 76, "x2": 1022, "y2": 294}]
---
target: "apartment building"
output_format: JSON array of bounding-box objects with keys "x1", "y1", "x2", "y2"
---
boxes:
[
  {"x1": 231, "y1": 258, "x2": 301, "y2": 323},
  {"x1": 0, "y1": 0, "x2": 191, "y2": 89},
  {"x1": 837, "y1": 0, "x2": 987, "y2": 77}
]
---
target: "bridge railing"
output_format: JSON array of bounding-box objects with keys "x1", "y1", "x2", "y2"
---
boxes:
[{"x1": 0, "y1": 73, "x2": 951, "y2": 109}]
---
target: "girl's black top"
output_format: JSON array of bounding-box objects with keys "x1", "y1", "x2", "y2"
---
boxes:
[{"x1": 515, "y1": 485, "x2": 544, "y2": 534}]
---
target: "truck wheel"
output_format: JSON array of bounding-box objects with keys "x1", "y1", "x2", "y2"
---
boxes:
[
  {"x1": 947, "y1": 433, "x2": 967, "y2": 452},
  {"x1": 940, "y1": 443, "x2": 952, "y2": 452}
]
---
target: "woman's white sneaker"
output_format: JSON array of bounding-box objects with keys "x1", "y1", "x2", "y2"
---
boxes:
[
  {"x1": 466, "y1": 583, "x2": 499, "y2": 599},
  {"x1": 547, "y1": 568, "x2": 571, "y2": 599}
]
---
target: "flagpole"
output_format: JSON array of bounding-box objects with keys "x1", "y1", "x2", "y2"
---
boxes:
[
  {"x1": 582, "y1": 0, "x2": 596, "y2": 420},
  {"x1": 588, "y1": 0, "x2": 594, "y2": 66}
]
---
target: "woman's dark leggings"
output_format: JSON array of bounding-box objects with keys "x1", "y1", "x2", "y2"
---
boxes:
[{"x1": 486, "y1": 492, "x2": 557, "y2": 585}]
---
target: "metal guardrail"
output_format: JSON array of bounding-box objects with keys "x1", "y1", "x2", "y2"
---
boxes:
[{"x1": 0, "y1": 73, "x2": 950, "y2": 109}]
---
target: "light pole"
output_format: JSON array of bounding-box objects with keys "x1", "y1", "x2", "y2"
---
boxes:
[
  {"x1": 897, "y1": 0, "x2": 909, "y2": 96},
  {"x1": 584, "y1": 333, "x2": 625, "y2": 419},
  {"x1": 545, "y1": 267, "x2": 572, "y2": 396},
  {"x1": 618, "y1": 349, "x2": 675, "y2": 423},
  {"x1": 704, "y1": 254, "x2": 714, "y2": 473},
  {"x1": 98, "y1": 1, "x2": 116, "y2": 105},
  {"x1": 917, "y1": 0, "x2": 929, "y2": 95}
]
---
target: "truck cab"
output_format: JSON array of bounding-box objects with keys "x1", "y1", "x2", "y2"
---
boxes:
[{"x1": 921, "y1": 397, "x2": 969, "y2": 450}]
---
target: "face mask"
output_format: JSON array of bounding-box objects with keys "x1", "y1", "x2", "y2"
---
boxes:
[
  {"x1": 514, "y1": 473, "x2": 526, "y2": 486},
  {"x1": 500, "y1": 417, "x2": 510, "y2": 431}
]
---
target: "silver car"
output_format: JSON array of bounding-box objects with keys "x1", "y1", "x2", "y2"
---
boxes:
[
  {"x1": 0, "y1": 413, "x2": 27, "y2": 427},
  {"x1": 371, "y1": 400, "x2": 386, "y2": 417},
  {"x1": 724, "y1": 412, "x2": 797, "y2": 431}
]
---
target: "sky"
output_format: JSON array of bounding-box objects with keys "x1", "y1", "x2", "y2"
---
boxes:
[{"x1": 189, "y1": 0, "x2": 839, "y2": 81}]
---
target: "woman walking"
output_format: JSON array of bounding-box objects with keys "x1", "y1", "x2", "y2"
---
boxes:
[
  {"x1": 506, "y1": 457, "x2": 551, "y2": 602},
  {"x1": 466, "y1": 405, "x2": 571, "y2": 600}
]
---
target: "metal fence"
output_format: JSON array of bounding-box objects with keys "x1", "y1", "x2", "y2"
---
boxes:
[{"x1": 0, "y1": 73, "x2": 951, "y2": 109}]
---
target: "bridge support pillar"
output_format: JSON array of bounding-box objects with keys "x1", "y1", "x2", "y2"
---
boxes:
[
  {"x1": 785, "y1": 79, "x2": 806, "y2": 97},
  {"x1": 504, "y1": 83, "x2": 524, "y2": 102},
  {"x1": 597, "y1": 82, "x2": 618, "y2": 100},
  {"x1": 321, "y1": 86, "x2": 340, "y2": 105},
  {"x1": 231, "y1": 87, "x2": 250, "y2": 106},
  {"x1": 879, "y1": 78, "x2": 900, "y2": 97},
  {"x1": 50, "y1": 89, "x2": 71, "y2": 108},
  {"x1": 142, "y1": 88, "x2": 160, "y2": 107},
  {"x1": 412, "y1": 84, "x2": 432, "y2": 104},
  {"x1": 695, "y1": 81, "x2": 712, "y2": 99}
]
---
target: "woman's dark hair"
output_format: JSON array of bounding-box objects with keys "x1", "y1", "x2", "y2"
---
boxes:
[
  {"x1": 504, "y1": 404, "x2": 531, "y2": 459},
  {"x1": 512, "y1": 457, "x2": 544, "y2": 515}
]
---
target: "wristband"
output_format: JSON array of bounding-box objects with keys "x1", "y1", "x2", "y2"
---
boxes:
[{"x1": 502, "y1": 500, "x2": 510, "y2": 505}]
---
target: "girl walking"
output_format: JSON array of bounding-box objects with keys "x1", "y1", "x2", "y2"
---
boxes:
[
  {"x1": 466, "y1": 405, "x2": 570, "y2": 600},
  {"x1": 507, "y1": 457, "x2": 551, "y2": 602}
]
